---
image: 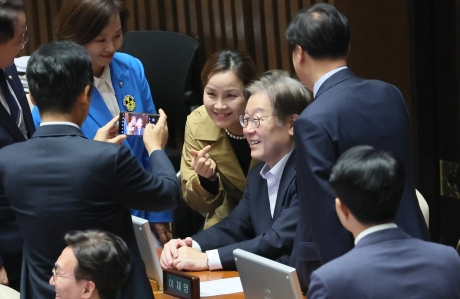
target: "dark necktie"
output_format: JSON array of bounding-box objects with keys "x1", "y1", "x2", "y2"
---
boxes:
[{"x1": 0, "y1": 69, "x2": 20, "y2": 125}]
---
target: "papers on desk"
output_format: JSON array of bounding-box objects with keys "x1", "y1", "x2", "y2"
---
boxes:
[{"x1": 200, "y1": 277, "x2": 243, "y2": 297}]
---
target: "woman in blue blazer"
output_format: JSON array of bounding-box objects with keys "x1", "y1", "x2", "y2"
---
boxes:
[{"x1": 31, "y1": 0, "x2": 172, "y2": 244}]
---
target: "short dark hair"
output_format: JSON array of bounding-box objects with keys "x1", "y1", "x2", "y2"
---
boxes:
[
  {"x1": 245, "y1": 70, "x2": 312, "y2": 124},
  {"x1": 65, "y1": 230, "x2": 131, "y2": 299},
  {"x1": 201, "y1": 50, "x2": 257, "y2": 87},
  {"x1": 55, "y1": 0, "x2": 128, "y2": 45},
  {"x1": 0, "y1": 0, "x2": 24, "y2": 44},
  {"x1": 285, "y1": 3, "x2": 350, "y2": 60},
  {"x1": 26, "y1": 40, "x2": 94, "y2": 114},
  {"x1": 329, "y1": 145, "x2": 405, "y2": 224}
]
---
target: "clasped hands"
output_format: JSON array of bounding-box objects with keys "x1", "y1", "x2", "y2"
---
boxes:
[{"x1": 160, "y1": 237, "x2": 209, "y2": 271}]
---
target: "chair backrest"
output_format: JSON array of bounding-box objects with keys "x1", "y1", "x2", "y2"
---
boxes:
[
  {"x1": 120, "y1": 31, "x2": 201, "y2": 132},
  {"x1": 415, "y1": 189, "x2": 429, "y2": 228},
  {"x1": 0, "y1": 285, "x2": 20, "y2": 299}
]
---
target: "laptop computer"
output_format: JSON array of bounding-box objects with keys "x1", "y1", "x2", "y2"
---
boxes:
[
  {"x1": 233, "y1": 249, "x2": 303, "y2": 299},
  {"x1": 131, "y1": 215, "x2": 164, "y2": 290}
]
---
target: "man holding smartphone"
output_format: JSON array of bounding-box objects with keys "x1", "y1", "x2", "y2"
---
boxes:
[{"x1": 0, "y1": 40, "x2": 180, "y2": 299}]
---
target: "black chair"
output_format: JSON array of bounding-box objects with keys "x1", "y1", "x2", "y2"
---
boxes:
[
  {"x1": 120, "y1": 30, "x2": 202, "y2": 171},
  {"x1": 121, "y1": 31, "x2": 205, "y2": 238}
]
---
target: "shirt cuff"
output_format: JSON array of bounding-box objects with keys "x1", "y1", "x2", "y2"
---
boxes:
[
  {"x1": 192, "y1": 240, "x2": 202, "y2": 251},
  {"x1": 148, "y1": 148, "x2": 162, "y2": 156},
  {"x1": 205, "y1": 249, "x2": 223, "y2": 270}
]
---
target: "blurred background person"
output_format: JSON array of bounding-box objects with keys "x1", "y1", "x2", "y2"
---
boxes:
[
  {"x1": 50, "y1": 230, "x2": 131, "y2": 299},
  {"x1": 31, "y1": 0, "x2": 173, "y2": 244},
  {"x1": 181, "y1": 50, "x2": 260, "y2": 229},
  {"x1": 0, "y1": 0, "x2": 35, "y2": 291}
]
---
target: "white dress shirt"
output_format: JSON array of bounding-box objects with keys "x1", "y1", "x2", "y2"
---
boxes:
[
  {"x1": 93, "y1": 66, "x2": 120, "y2": 117},
  {"x1": 193, "y1": 149, "x2": 294, "y2": 270}
]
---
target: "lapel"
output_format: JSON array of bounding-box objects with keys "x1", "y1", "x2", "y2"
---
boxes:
[
  {"x1": 0, "y1": 102, "x2": 25, "y2": 142},
  {"x1": 5, "y1": 66, "x2": 36, "y2": 138},
  {"x1": 272, "y1": 150, "x2": 296, "y2": 219},
  {"x1": 110, "y1": 57, "x2": 129, "y2": 109},
  {"x1": 32, "y1": 124, "x2": 86, "y2": 139},
  {"x1": 315, "y1": 68, "x2": 356, "y2": 99},
  {"x1": 355, "y1": 227, "x2": 411, "y2": 248},
  {"x1": 0, "y1": 66, "x2": 29, "y2": 142},
  {"x1": 86, "y1": 58, "x2": 129, "y2": 128}
]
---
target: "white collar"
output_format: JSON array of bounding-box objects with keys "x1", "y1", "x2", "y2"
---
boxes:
[
  {"x1": 93, "y1": 66, "x2": 115, "y2": 94},
  {"x1": 40, "y1": 121, "x2": 80, "y2": 129},
  {"x1": 260, "y1": 149, "x2": 294, "y2": 180},
  {"x1": 354, "y1": 223, "x2": 398, "y2": 245},
  {"x1": 313, "y1": 66, "x2": 348, "y2": 97}
]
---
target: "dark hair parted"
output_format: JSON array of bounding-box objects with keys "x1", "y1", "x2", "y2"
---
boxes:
[
  {"x1": 27, "y1": 40, "x2": 93, "y2": 114},
  {"x1": 286, "y1": 3, "x2": 350, "y2": 60},
  {"x1": 245, "y1": 70, "x2": 312, "y2": 124},
  {"x1": 55, "y1": 0, "x2": 128, "y2": 45},
  {"x1": 0, "y1": 0, "x2": 24, "y2": 44},
  {"x1": 329, "y1": 145, "x2": 405, "y2": 225},
  {"x1": 201, "y1": 50, "x2": 257, "y2": 87},
  {"x1": 65, "y1": 230, "x2": 131, "y2": 299}
]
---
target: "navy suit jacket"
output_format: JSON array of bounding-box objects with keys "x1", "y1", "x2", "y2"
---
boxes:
[
  {"x1": 193, "y1": 150, "x2": 314, "y2": 269},
  {"x1": 0, "y1": 125, "x2": 180, "y2": 299},
  {"x1": 308, "y1": 228, "x2": 460, "y2": 299},
  {"x1": 0, "y1": 64, "x2": 35, "y2": 282},
  {"x1": 291, "y1": 68, "x2": 430, "y2": 291}
]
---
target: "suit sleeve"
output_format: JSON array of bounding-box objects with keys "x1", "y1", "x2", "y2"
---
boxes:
[
  {"x1": 307, "y1": 271, "x2": 331, "y2": 299},
  {"x1": 181, "y1": 116, "x2": 226, "y2": 213},
  {"x1": 294, "y1": 116, "x2": 353, "y2": 264},
  {"x1": 115, "y1": 146, "x2": 180, "y2": 211},
  {"x1": 194, "y1": 172, "x2": 299, "y2": 269}
]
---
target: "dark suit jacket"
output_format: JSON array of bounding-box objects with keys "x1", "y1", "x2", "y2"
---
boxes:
[
  {"x1": 291, "y1": 68, "x2": 430, "y2": 291},
  {"x1": 193, "y1": 151, "x2": 312, "y2": 269},
  {"x1": 0, "y1": 65, "x2": 35, "y2": 283},
  {"x1": 0, "y1": 124, "x2": 180, "y2": 299},
  {"x1": 308, "y1": 228, "x2": 460, "y2": 299}
]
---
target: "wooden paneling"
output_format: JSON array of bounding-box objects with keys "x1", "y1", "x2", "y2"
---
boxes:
[{"x1": 21, "y1": 0, "x2": 336, "y2": 75}]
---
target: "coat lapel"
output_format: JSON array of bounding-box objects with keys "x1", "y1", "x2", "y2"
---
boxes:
[{"x1": 272, "y1": 150, "x2": 296, "y2": 219}]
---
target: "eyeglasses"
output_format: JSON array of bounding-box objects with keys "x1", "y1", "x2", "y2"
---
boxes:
[
  {"x1": 239, "y1": 114, "x2": 275, "y2": 128},
  {"x1": 52, "y1": 266, "x2": 76, "y2": 282},
  {"x1": 15, "y1": 30, "x2": 28, "y2": 50}
]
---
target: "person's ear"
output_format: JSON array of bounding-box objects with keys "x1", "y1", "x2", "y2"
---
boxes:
[
  {"x1": 288, "y1": 114, "x2": 298, "y2": 136},
  {"x1": 335, "y1": 197, "x2": 350, "y2": 221},
  {"x1": 29, "y1": 93, "x2": 36, "y2": 106},
  {"x1": 81, "y1": 280, "x2": 96, "y2": 299}
]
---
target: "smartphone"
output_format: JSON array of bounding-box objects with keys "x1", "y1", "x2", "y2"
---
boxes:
[{"x1": 118, "y1": 112, "x2": 160, "y2": 136}]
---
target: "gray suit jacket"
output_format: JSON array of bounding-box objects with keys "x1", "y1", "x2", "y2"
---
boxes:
[{"x1": 308, "y1": 228, "x2": 460, "y2": 299}]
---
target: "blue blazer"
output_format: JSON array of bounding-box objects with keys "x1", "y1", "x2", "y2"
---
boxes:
[
  {"x1": 291, "y1": 68, "x2": 430, "y2": 291},
  {"x1": 0, "y1": 124, "x2": 180, "y2": 299},
  {"x1": 0, "y1": 64, "x2": 35, "y2": 283},
  {"x1": 308, "y1": 228, "x2": 460, "y2": 299},
  {"x1": 32, "y1": 53, "x2": 172, "y2": 222},
  {"x1": 193, "y1": 151, "x2": 315, "y2": 269}
]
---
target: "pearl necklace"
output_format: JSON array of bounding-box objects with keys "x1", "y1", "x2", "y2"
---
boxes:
[{"x1": 225, "y1": 128, "x2": 246, "y2": 140}]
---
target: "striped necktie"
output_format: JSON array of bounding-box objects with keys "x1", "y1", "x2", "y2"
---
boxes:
[{"x1": 0, "y1": 69, "x2": 20, "y2": 125}]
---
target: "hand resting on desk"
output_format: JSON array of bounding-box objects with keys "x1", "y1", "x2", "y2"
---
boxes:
[{"x1": 160, "y1": 237, "x2": 209, "y2": 271}]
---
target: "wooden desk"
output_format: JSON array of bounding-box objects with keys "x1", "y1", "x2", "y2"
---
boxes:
[{"x1": 154, "y1": 270, "x2": 244, "y2": 299}]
